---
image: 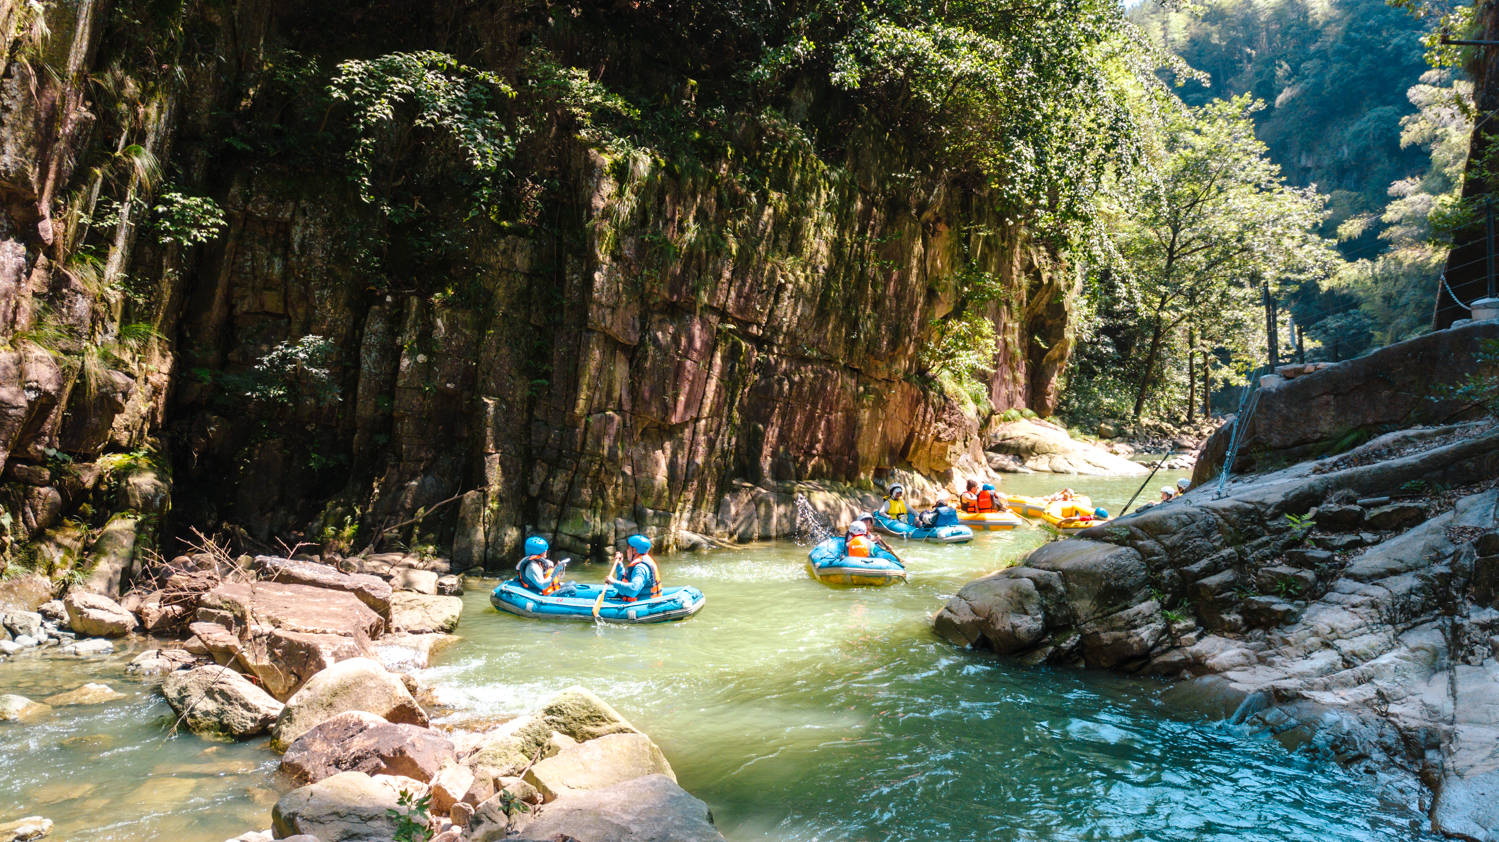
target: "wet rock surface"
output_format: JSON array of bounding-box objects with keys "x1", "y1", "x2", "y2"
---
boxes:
[{"x1": 271, "y1": 657, "x2": 429, "y2": 751}]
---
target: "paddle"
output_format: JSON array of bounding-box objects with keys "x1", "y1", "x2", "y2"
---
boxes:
[{"x1": 595, "y1": 555, "x2": 624, "y2": 620}]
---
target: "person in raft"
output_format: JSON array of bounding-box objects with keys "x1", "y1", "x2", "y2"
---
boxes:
[
  {"x1": 1176, "y1": 477, "x2": 1191, "y2": 496},
  {"x1": 517, "y1": 536, "x2": 577, "y2": 597},
  {"x1": 878, "y1": 484, "x2": 911, "y2": 524},
  {"x1": 959, "y1": 479, "x2": 980, "y2": 512},
  {"x1": 917, "y1": 497, "x2": 961, "y2": 528},
  {"x1": 1159, "y1": 485, "x2": 1176, "y2": 503},
  {"x1": 856, "y1": 511, "x2": 897, "y2": 552},
  {"x1": 606, "y1": 534, "x2": 662, "y2": 602},
  {"x1": 845, "y1": 520, "x2": 874, "y2": 557}
]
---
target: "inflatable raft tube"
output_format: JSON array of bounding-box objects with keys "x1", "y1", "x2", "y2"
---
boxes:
[
  {"x1": 490, "y1": 581, "x2": 706, "y2": 623},
  {"x1": 956, "y1": 509, "x2": 1024, "y2": 530},
  {"x1": 873, "y1": 512, "x2": 974, "y2": 544},
  {"x1": 1002, "y1": 494, "x2": 1049, "y2": 519},
  {"x1": 807, "y1": 537, "x2": 907, "y2": 586},
  {"x1": 1040, "y1": 499, "x2": 1110, "y2": 532}
]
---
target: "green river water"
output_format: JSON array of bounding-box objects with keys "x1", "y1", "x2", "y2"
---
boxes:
[{"x1": 0, "y1": 472, "x2": 1440, "y2": 841}]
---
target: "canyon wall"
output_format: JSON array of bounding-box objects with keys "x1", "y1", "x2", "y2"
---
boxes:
[{"x1": 0, "y1": 0, "x2": 1076, "y2": 575}]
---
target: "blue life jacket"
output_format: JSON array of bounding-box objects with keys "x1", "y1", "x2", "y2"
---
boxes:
[{"x1": 933, "y1": 505, "x2": 959, "y2": 527}]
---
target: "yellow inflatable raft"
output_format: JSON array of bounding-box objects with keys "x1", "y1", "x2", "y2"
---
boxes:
[
  {"x1": 956, "y1": 509, "x2": 1024, "y2": 531},
  {"x1": 1040, "y1": 498, "x2": 1109, "y2": 532},
  {"x1": 1002, "y1": 494, "x2": 1049, "y2": 518}
]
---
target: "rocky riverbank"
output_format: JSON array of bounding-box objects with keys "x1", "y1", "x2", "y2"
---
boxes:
[
  {"x1": 0, "y1": 552, "x2": 728, "y2": 842},
  {"x1": 935, "y1": 323, "x2": 1499, "y2": 840}
]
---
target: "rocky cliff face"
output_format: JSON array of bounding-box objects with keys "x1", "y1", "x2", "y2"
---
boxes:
[
  {"x1": 0, "y1": 0, "x2": 1076, "y2": 575},
  {"x1": 936, "y1": 325, "x2": 1499, "y2": 839}
]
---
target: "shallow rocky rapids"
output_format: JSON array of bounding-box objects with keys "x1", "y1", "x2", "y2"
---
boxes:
[
  {"x1": 2, "y1": 547, "x2": 726, "y2": 842},
  {"x1": 937, "y1": 324, "x2": 1499, "y2": 840}
]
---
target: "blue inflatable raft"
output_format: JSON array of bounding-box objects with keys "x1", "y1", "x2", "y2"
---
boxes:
[
  {"x1": 806, "y1": 537, "x2": 907, "y2": 586},
  {"x1": 490, "y1": 581, "x2": 706, "y2": 623},
  {"x1": 873, "y1": 512, "x2": 973, "y2": 544}
]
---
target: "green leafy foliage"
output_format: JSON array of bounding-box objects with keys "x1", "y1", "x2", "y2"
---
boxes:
[
  {"x1": 328, "y1": 51, "x2": 518, "y2": 216},
  {"x1": 229, "y1": 335, "x2": 340, "y2": 407},
  {"x1": 151, "y1": 191, "x2": 227, "y2": 246},
  {"x1": 388, "y1": 789, "x2": 432, "y2": 842},
  {"x1": 1068, "y1": 96, "x2": 1339, "y2": 422}
]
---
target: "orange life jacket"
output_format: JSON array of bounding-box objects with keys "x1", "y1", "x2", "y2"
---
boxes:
[
  {"x1": 960, "y1": 492, "x2": 977, "y2": 513},
  {"x1": 975, "y1": 489, "x2": 998, "y2": 513},
  {"x1": 520, "y1": 555, "x2": 561, "y2": 595},
  {"x1": 616, "y1": 554, "x2": 662, "y2": 602},
  {"x1": 846, "y1": 535, "x2": 872, "y2": 558}
]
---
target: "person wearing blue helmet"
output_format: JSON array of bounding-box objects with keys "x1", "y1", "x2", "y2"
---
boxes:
[
  {"x1": 1093, "y1": 507, "x2": 1109, "y2": 520},
  {"x1": 606, "y1": 534, "x2": 662, "y2": 602},
  {"x1": 516, "y1": 535, "x2": 575, "y2": 596}
]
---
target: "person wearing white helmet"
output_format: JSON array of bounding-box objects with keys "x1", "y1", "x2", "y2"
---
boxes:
[
  {"x1": 1159, "y1": 485, "x2": 1175, "y2": 503},
  {"x1": 845, "y1": 520, "x2": 873, "y2": 558},
  {"x1": 1176, "y1": 478, "x2": 1191, "y2": 496},
  {"x1": 878, "y1": 484, "x2": 910, "y2": 524},
  {"x1": 856, "y1": 511, "x2": 896, "y2": 552}
]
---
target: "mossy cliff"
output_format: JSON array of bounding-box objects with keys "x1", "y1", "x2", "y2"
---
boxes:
[{"x1": 0, "y1": 0, "x2": 1077, "y2": 572}]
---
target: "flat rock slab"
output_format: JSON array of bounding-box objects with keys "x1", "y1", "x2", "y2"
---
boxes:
[
  {"x1": 198, "y1": 581, "x2": 383, "y2": 639},
  {"x1": 523, "y1": 733, "x2": 674, "y2": 800},
  {"x1": 0, "y1": 694, "x2": 50, "y2": 722},
  {"x1": 388, "y1": 593, "x2": 462, "y2": 634},
  {"x1": 509, "y1": 774, "x2": 726, "y2": 842},
  {"x1": 281, "y1": 710, "x2": 455, "y2": 784},
  {"x1": 254, "y1": 556, "x2": 392, "y2": 617},
  {"x1": 1434, "y1": 769, "x2": 1499, "y2": 842}
]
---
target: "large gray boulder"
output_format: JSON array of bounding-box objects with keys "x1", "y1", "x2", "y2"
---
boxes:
[
  {"x1": 502, "y1": 774, "x2": 726, "y2": 842},
  {"x1": 63, "y1": 590, "x2": 137, "y2": 637},
  {"x1": 161, "y1": 666, "x2": 284, "y2": 740},
  {"x1": 271, "y1": 771, "x2": 427, "y2": 842},
  {"x1": 271, "y1": 657, "x2": 428, "y2": 751},
  {"x1": 280, "y1": 710, "x2": 455, "y2": 783}
]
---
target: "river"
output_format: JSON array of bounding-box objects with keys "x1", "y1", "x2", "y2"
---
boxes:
[{"x1": 0, "y1": 472, "x2": 1439, "y2": 840}]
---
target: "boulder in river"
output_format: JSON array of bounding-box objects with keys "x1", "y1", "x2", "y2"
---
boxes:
[
  {"x1": 62, "y1": 591, "x2": 137, "y2": 637},
  {"x1": 161, "y1": 665, "x2": 284, "y2": 740},
  {"x1": 56, "y1": 638, "x2": 113, "y2": 657},
  {"x1": 271, "y1": 771, "x2": 427, "y2": 842},
  {"x1": 43, "y1": 683, "x2": 125, "y2": 706},
  {"x1": 197, "y1": 580, "x2": 384, "y2": 640},
  {"x1": 127, "y1": 648, "x2": 200, "y2": 677},
  {"x1": 280, "y1": 710, "x2": 455, "y2": 783},
  {"x1": 523, "y1": 732, "x2": 675, "y2": 801},
  {"x1": 0, "y1": 816, "x2": 53, "y2": 842},
  {"x1": 0, "y1": 694, "x2": 50, "y2": 722},
  {"x1": 271, "y1": 657, "x2": 428, "y2": 751},
  {"x1": 2, "y1": 610, "x2": 43, "y2": 638},
  {"x1": 500, "y1": 774, "x2": 727, "y2": 842},
  {"x1": 388, "y1": 592, "x2": 462, "y2": 634},
  {"x1": 467, "y1": 687, "x2": 641, "y2": 776}
]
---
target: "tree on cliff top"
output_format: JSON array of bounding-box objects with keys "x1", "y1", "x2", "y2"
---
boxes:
[{"x1": 1095, "y1": 95, "x2": 1339, "y2": 420}]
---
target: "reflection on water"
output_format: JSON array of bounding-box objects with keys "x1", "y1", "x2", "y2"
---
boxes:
[{"x1": 0, "y1": 471, "x2": 1436, "y2": 840}]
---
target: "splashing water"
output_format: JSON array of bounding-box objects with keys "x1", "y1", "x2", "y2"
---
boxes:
[{"x1": 794, "y1": 493, "x2": 835, "y2": 545}]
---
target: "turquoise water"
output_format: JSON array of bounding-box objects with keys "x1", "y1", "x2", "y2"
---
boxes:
[
  {"x1": 0, "y1": 471, "x2": 1436, "y2": 840},
  {"x1": 423, "y1": 472, "x2": 1435, "y2": 842}
]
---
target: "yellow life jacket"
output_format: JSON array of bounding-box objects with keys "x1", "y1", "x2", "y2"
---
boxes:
[{"x1": 885, "y1": 497, "x2": 908, "y2": 518}]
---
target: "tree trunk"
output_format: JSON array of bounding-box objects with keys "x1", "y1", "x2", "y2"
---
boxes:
[
  {"x1": 1186, "y1": 328, "x2": 1197, "y2": 422},
  {"x1": 1132, "y1": 317, "x2": 1165, "y2": 420},
  {"x1": 1202, "y1": 358, "x2": 1211, "y2": 418}
]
